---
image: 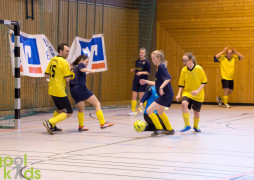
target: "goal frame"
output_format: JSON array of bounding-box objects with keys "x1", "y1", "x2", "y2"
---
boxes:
[{"x1": 0, "y1": 20, "x2": 20, "y2": 129}]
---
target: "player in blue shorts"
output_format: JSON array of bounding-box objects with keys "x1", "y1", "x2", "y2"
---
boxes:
[
  {"x1": 140, "y1": 50, "x2": 175, "y2": 136},
  {"x1": 129, "y1": 48, "x2": 151, "y2": 116},
  {"x1": 69, "y1": 55, "x2": 113, "y2": 131},
  {"x1": 139, "y1": 86, "x2": 166, "y2": 131}
]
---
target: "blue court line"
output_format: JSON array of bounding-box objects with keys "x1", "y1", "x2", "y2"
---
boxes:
[{"x1": 218, "y1": 170, "x2": 254, "y2": 180}]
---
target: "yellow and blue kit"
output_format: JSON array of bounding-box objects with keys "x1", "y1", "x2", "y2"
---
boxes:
[
  {"x1": 132, "y1": 59, "x2": 151, "y2": 92},
  {"x1": 155, "y1": 63, "x2": 174, "y2": 107},
  {"x1": 69, "y1": 63, "x2": 93, "y2": 103}
]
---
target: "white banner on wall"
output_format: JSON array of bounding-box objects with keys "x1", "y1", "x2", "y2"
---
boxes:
[
  {"x1": 9, "y1": 32, "x2": 107, "y2": 77},
  {"x1": 67, "y1": 34, "x2": 108, "y2": 73},
  {"x1": 9, "y1": 30, "x2": 57, "y2": 77}
]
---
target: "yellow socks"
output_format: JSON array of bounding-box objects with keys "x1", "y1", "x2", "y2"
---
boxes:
[
  {"x1": 49, "y1": 113, "x2": 67, "y2": 127},
  {"x1": 224, "y1": 96, "x2": 228, "y2": 105},
  {"x1": 148, "y1": 113, "x2": 163, "y2": 130},
  {"x1": 96, "y1": 110, "x2": 105, "y2": 125},
  {"x1": 159, "y1": 113, "x2": 173, "y2": 131},
  {"x1": 182, "y1": 113, "x2": 190, "y2": 126},
  {"x1": 194, "y1": 117, "x2": 200, "y2": 129},
  {"x1": 53, "y1": 111, "x2": 59, "y2": 118},
  {"x1": 143, "y1": 101, "x2": 147, "y2": 108},
  {"x1": 78, "y1": 112, "x2": 84, "y2": 128},
  {"x1": 131, "y1": 100, "x2": 137, "y2": 112}
]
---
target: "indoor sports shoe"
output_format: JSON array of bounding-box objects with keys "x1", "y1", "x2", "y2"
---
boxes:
[
  {"x1": 100, "y1": 123, "x2": 114, "y2": 129},
  {"x1": 52, "y1": 126, "x2": 62, "y2": 131},
  {"x1": 128, "y1": 112, "x2": 135, "y2": 116},
  {"x1": 151, "y1": 129, "x2": 163, "y2": 136},
  {"x1": 180, "y1": 125, "x2": 191, "y2": 132},
  {"x1": 216, "y1": 96, "x2": 223, "y2": 106},
  {"x1": 224, "y1": 104, "x2": 231, "y2": 108},
  {"x1": 194, "y1": 127, "x2": 201, "y2": 132},
  {"x1": 78, "y1": 126, "x2": 89, "y2": 132},
  {"x1": 163, "y1": 129, "x2": 175, "y2": 135},
  {"x1": 43, "y1": 121, "x2": 53, "y2": 135}
]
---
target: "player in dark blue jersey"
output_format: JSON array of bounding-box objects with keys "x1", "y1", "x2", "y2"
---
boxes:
[
  {"x1": 139, "y1": 86, "x2": 166, "y2": 131},
  {"x1": 129, "y1": 48, "x2": 151, "y2": 116},
  {"x1": 140, "y1": 50, "x2": 175, "y2": 136},
  {"x1": 69, "y1": 55, "x2": 113, "y2": 131}
]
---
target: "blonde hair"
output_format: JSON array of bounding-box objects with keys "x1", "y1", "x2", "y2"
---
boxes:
[
  {"x1": 152, "y1": 50, "x2": 168, "y2": 66},
  {"x1": 183, "y1": 52, "x2": 196, "y2": 64}
]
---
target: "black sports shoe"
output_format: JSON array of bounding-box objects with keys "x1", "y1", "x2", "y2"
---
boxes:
[
  {"x1": 43, "y1": 121, "x2": 53, "y2": 135},
  {"x1": 164, "y1": 129, "x2": 175, "y2": 135},
  {"x1": 52, "y1": 126, "x2": 62, "y2": 131},
  {"x1": 151, "y1": 129, "x2": 163, "y2": 136}
]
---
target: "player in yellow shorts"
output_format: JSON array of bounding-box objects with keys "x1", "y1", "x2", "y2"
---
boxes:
[
  {"x1": 43, "y1": 43, "x2": 73, "y2": 135},
  {"x1": 176, "y1": 52, "x2": 207, "y2": 132},
  {"x1": 214, "y1": 47, "x2": 244, "y2": 108}
]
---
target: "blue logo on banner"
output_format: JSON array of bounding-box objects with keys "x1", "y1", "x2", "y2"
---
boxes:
[
  {"x1": 79, "y1": 37, "x2": 104, "y2": 62},
  {"x1": 12, "y1": 35, "x2": 40, "y2": 65}
]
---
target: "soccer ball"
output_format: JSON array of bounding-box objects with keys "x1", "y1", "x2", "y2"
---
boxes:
[{"x1": 134, "y1": 120, "x2": 146, "y2": 132}]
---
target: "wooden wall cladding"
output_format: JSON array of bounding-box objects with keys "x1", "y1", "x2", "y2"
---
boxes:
[
  {"x1": 0, "y1": 0, "x2": 139, "y2": 111},
  {"x1": 157, "y1": 0, "x2": 254, "y2": 103}
]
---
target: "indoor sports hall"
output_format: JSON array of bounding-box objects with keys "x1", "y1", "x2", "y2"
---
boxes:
[{"x1": 0, "y1": 1, "x2": 254, "y2": 180}]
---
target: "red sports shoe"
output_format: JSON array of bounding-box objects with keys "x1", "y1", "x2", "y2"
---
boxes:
[
  {"x1": 100, "y1": 123, "x2": 114, "y2": 129},
  {"x1": 78, "y1": 126, "x2": 89, "y2": 132}
]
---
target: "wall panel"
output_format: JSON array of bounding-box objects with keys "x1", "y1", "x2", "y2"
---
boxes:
[
  {"x1": 0, "y1": 0, "x2": 139, "y2": 113},
  {"x1": 157, "y1": 0, "x2": 254, "y2": 103}
]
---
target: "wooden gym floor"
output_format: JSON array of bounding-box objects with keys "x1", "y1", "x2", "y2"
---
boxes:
[{"x1": 0, "y1": 104, "x2": 253, "y2": 180}]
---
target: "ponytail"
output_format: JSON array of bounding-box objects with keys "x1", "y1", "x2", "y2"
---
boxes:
[{"x1": 72, "y1": 54, "x2": 88, "y2": 66}]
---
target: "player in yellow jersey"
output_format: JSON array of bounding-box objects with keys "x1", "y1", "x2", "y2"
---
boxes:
[
  {"x1": 214, "y1": 47, "x2": 244, "y2": 108},
  {"x1": 176, "y1": 52, "x2": 207, "y2": 133},
  {"x1": 43, "y1": 43, "x2": 73, "y2": 135}
]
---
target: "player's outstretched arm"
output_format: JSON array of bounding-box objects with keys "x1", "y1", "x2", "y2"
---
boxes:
[
  {"x1": 80, "y1": 68, "x2": 96, "y2": 73},
  {"x1": 233, "y1": 48, "x2": 244, "y2": 60},
  {"x1": 136, "y1": 71, "x2": 150, "y2": 76},
  {"x1": 215, "y1": 47, "x2": 228, "y2": 59},
  {"x1": 139, "y1": 79, "x2": 155, "y2": 86}
]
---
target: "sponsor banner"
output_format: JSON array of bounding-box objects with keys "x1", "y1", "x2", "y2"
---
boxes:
[
  {"x1": 9, "y1": 30, "x2": 57, "y2": 77},
  {"x1": 68, "y1": 34, "x2": 108, "y2": 73}
]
